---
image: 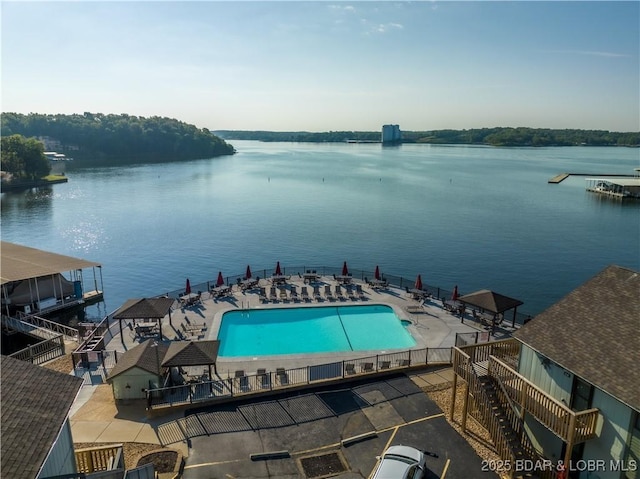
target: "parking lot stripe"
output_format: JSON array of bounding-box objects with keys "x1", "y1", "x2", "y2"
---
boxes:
[{"x1": 441, "y1": 458, "x2": 451, "y2": 478}]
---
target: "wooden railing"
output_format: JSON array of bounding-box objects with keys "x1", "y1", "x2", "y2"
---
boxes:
[
  {"x1": 75, "y1": 444, "x2": 124, "y2": 473},
  {"x1": 488, "y1": 355, "x2": 599, "y2": 443},
  {"x1": 16, "y1": 311, "x2": 79, "y2": 341}
]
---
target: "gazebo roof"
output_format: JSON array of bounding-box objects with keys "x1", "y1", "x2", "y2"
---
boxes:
[
  {"x1": 112, "y1": 297, "x2": 175, "y2": 320},
  {"x1": 457, "y1": 289, "x2": 523, "y2": 314},
  {"x1": 107, "y1": 339, "x2": 169, "y2": 380},
  {"x1": 162, "y1": 340, "x2": 220, "y2": 367}
]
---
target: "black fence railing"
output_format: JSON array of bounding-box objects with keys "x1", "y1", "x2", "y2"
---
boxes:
[{"x1": 156, "y1": 265, "x2": 535, "y2": 326}]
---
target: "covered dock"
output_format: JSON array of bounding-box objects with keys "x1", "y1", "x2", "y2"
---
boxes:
[
  {"x1": 585, "y1": 177, "x2": 640, "y2": 198},
  {"x1": 0, "y1": 241, "x2": 104, "y2": 316}
]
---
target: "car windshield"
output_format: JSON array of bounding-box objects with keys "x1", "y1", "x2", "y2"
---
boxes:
[{"x1": 384, "y1": 454, "x2": 416, "y2": 465}]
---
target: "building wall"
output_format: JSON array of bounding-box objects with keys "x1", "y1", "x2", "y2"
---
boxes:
[
  {"x1": 578, "y1": 390, "x2": 635, "y2": 479},
  {"x1": 38, "y1": 419, "x2": 77, "y2": 479},
  {"x1": 111, "y1": 367, "x2": 158, "y2": 400},
  {"x1": 381, "y1": 124, "x2": 401, "y2": 143},
  {"x1": 518, "y1": 344, "x2": 574, "y2": 403}
]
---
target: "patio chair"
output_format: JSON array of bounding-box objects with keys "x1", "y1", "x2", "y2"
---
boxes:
[
  {"x1": 276, "y1": 367, "x2": 289, "y2": 385},
  {"x1": 361, "y1": 362, "x2": 374, "y2": 373},
  {"x1": 334, "y1": 284, "x2": 345, "y2": 301},
  {"x1": 301, "y1": 286, "x2": 310, "y2": 302},
  {"x1": 379, "y1": 360, "x2": 391, "y2": 370},
  {"x1": 313, "y1": 286, "x2": 322, "y2": 301},
  {"x1": 257, "y1": 368, "x2": 271, "y2": 389},
  {"x1": 345, "y1": 363, "x2": 356, "y2": 375},
  {"x1": 346, "y1": 284, "x2": 357, "y2": 300},
  {"x1": 355, "y1": 284, "x2": 367, "y2": 300}
]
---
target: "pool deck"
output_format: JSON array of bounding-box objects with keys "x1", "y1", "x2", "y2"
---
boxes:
[{"x1": 106, "y1": 276, "x2": 518, "y2": 378}]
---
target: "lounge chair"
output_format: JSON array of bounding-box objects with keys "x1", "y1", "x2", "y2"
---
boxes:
[
  {"x1": 345, "y1": 363, "x2": 356, "y2": 375},
  {"x1": 379, "y1": 360, "x2": 391, "y2": 370},
  {"x1": 355, "y1": 284, "x2": 367, "y2": 300},
  {"x1": 301, "y1": 286, "x2": 310, "y2": 302},
  {"x1": 269, "y1": 286, "x2": 278, "y2": 302},
  {"x1": 334, "y1": 284, "x2": 345, "y2": 301},
  {"x1": 290, "y1": 286, "x2": 299, "y2": 302},
  {"x1": 324, "y1": 285, "x2": 334, "y2": 301},
  {"x1": 313, "y1": 286, "x2": 322, "y2": 301},
  {"x1": 279, "y1": 287, "x2": 288, "y2": 301},
  {"x1": 259, "y1": 287, "x2": 268, "y2": 303},
  {"x1": 345, "y1": 284, "x2": 357, "y2": 300}
]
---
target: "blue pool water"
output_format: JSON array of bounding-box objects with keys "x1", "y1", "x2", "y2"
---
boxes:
[{"x1": 217, "y1": 304, "x2": 416, "y2": 357}]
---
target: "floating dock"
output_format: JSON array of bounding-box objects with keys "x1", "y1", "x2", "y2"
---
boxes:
[{"x1": 548, "y1": 173, "x2": 570, "y2": 184}]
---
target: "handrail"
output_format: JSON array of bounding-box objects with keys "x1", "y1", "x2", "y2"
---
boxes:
[{"x1": 15, "y1": 311, "x2": 79, "y2": 341}]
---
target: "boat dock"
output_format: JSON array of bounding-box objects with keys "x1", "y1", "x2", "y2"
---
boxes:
[{"x1": 548, "y1": 172, "x2": 636, "y2": 184}]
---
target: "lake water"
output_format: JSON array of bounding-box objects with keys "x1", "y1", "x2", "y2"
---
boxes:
[{"x1": 1, "y1": 141, "x2": 638, "y2": 318}]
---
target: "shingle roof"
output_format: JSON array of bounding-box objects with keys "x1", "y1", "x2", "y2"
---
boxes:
[
  {"x1": 112, "y1": 297, "x2": 175, "y2": 320},
  {"x1": 162, "y1": 341, "x2": 220, "y2": 367},
  {"x1": 513, "y1": 265, "x2": 640, "y2": 411},
  {"x1": 106, "y1": 339, "x2": 170, "y2": 380},
  {"x1": 458, "y1": 289, "x2": 524, "y2": 314},
  {"x1": 1, "y1": 355, "x2": 83, "y2": 479},
  {"x1": 1, "y1": 241, "x2": 100, "y2": 285}
]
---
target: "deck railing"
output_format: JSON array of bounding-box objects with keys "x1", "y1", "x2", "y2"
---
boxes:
[
  {"x1": 455, "y1": 340, "x2": 599, "y2": 444},
  {"x1": 75, "y1": 444, "x2": 124, "y2": 474},
  {"x1": 16, "y1": 310, "x2": 79, "y2": 341},
  {"x1": 146, "y1": 346, "x2": 453, "y2": 410}
]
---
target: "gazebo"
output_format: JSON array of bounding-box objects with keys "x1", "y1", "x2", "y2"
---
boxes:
[
  {"x1": 162, "y1": 340, "x2": 221, "y2": 379},
  {"x1": 113, "y1": 297, "x2": 175, "y2": 343},
  {"x1": 457, "y1": 289, "x2": 524, "y2": 328}
]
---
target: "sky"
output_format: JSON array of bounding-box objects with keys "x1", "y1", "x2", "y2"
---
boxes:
[{"x1": 2, "y1": 1, "x2": 639, "y2": 132}]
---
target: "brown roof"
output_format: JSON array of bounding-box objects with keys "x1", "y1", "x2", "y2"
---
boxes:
[
  {"x1": 513, "y1": 265, "x2": 640, "y2": 411},
  {"x1": 1, "y1": 355, "x2": 83, "y2": 479},
  {"x1": 458, "y1": 289, "x2": 524, "y2": 314},
  {"x1": 162, "y1": 341, "x2": 220, "y2": 367},
  {"x1": 112, "y1": 297, "x2": 175, "y2": 320},
  {"x1": 1, "y1": 241, "x2": 101, "y2": 285},
  {"x1": 106, "y1": 339, "x2": 170, "y2": 380}
]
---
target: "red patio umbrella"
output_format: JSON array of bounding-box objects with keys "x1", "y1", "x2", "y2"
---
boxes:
[
  {"x1": 374, "y1": 265, "x2": 381, "y2": 280},
  {"x1": 185, "y1": 278, "x2": 191, "y2": 295},
  {"x1": 245, "y1": 265, "x2": 252, "y2": 279},
  {"x1": 342, "y1": 261, "x2": 349, "y2": 276},
  {"x1": 415, "y1": 274, "x2": 423, "y2": 290},
  {"x1": 452, "y1": 285, "x2": 459, "y2": 301},
  {"x1": 275, "y1": 261, "x2": 282, "y2": 276},
  {"x1": 216, "y1": 271, "x2": 225, "y2": 287}
]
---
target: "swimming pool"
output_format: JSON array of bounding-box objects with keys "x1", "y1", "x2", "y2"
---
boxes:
[{"x1": 218, "y1": 304, "x2": 416, "y2": 357}]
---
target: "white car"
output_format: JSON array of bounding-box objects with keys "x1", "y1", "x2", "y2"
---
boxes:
[{"x1": 371, "y1": 445, "x2": 427, "y2": 479}]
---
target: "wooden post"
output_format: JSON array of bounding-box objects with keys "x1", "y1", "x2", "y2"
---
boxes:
[
  {"x1": 461, "y1": 381, "x2": 470, "y2": 432},
  {"x1": 449, "y1": 372, "x2": 458, "y2": 421},
  {"x1": 563, "y1": 413, "x2": 577, "y2": 470}
]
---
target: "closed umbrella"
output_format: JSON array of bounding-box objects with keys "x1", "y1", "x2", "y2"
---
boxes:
[
  {"x1": 275, "y1": 261, "x2": 282, "y2": 276},
  {"x1": 452, "y1": 285, "x2": 459, "y2": 301},
  {"x1": 415, "y1": 274, "x2": 423, "y2": 290},
  {"x1": 216, "y1": 271, "x2": 225, "y2": 287},
  {"x1": 185, "y1": 278, "x2": 191, "y2": 295},
  {"x1": 342, "y1": 261, "x2": 349, "y2": 276},
  {"x1": 246, "y1": 265, "x2": 252, "y2": 280},
  {"x1": 374, "y1": 265, "x2": 381, "y2": 280}
]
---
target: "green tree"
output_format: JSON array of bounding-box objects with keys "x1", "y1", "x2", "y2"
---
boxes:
[{"x1": 1, "y1": 134, "x2": 50, "y2": 180}]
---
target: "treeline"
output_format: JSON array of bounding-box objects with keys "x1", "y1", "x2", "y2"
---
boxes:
[
  {"x1": 2, "y1": 112, "x2": 236, "y2": 165},
  {"x1": 214, "y1": 130, "x2": 381, "y2": 143},
  {"x1": 215, "y1": 128, "x2": 639, "y2": 147}
]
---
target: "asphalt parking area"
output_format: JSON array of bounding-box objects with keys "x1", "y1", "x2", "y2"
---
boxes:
[{"x1": 181, "y1": 373, "x2": 497, "y2": 478}]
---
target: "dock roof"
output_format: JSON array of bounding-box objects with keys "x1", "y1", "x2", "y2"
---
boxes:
[
  {"x1": 0, "y1": 241, "x2": 101, "y2": 285},
  {"x1": 586, "y1": 177, "x2": 640, "y2": 187},
  {"x1": 513, "y1": 265, "x2": 640, "y2": 411}
]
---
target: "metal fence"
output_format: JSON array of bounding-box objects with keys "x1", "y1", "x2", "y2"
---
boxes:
[
  {"x1": 455, "y1": 331, "x2": 491, "y2": 347},
  {"x1": 156, "y1": 264, "x2": 535, "y2": 326},
  {"x1": 9, "y1": 334, "x2": 65, "y2": 364},
  {"x1": 146, "y1": 346, "x2": 454, "y2": 410}
]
